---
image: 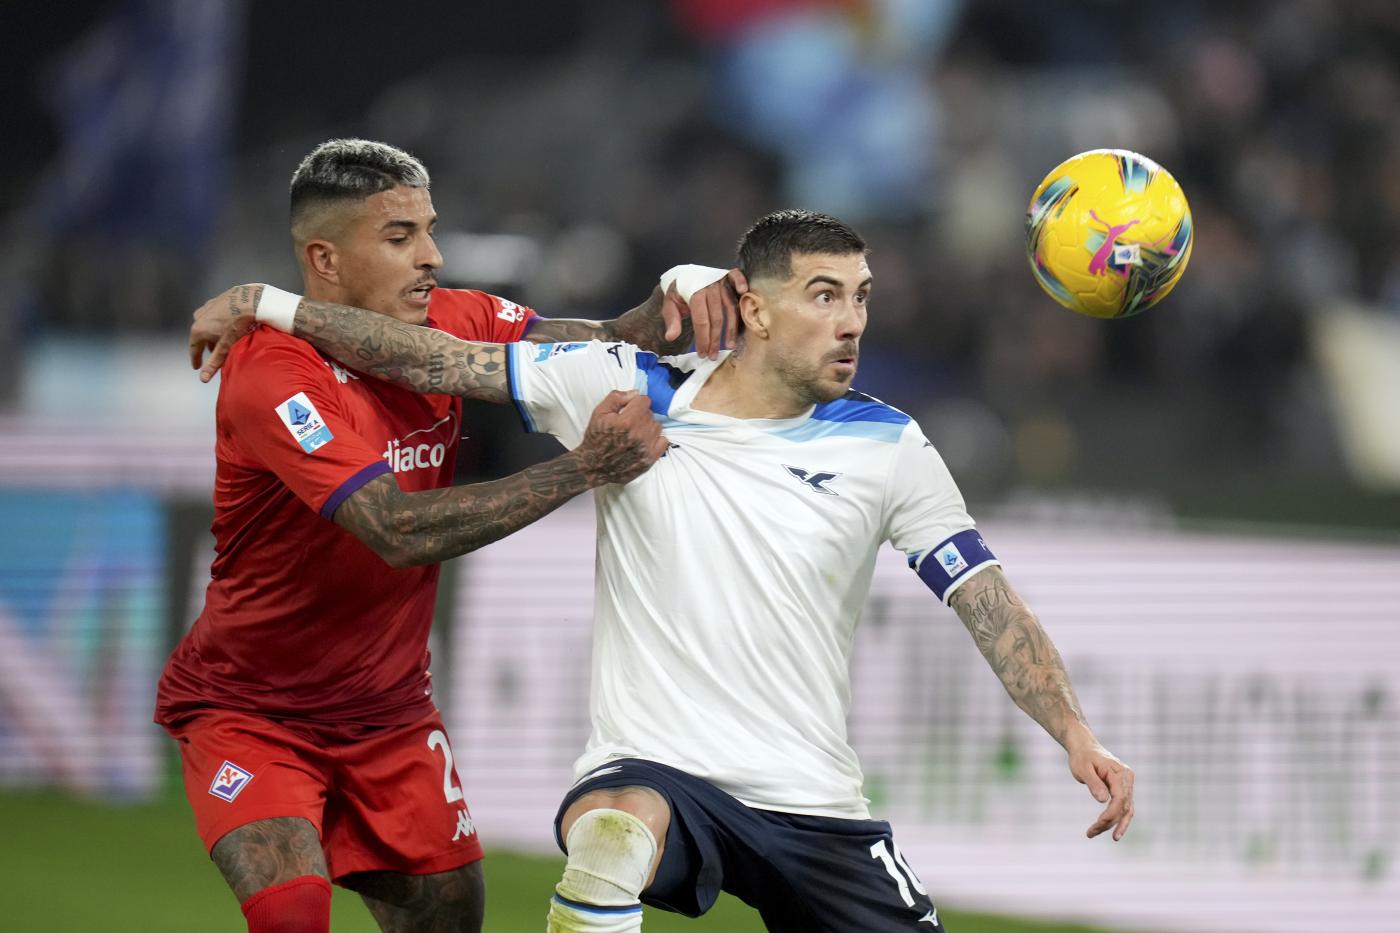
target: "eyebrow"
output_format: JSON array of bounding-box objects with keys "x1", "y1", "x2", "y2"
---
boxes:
[
  {"x1": 804, "y1": 275, "x2": 874, "y2": 290},
  {"x1": 381, "y1": 216, "x2": 437, "y2": 232}
]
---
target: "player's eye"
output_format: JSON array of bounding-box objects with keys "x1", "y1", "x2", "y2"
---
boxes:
[
  {"x1": 855, "y1": 290, "x2": 869, "y2": 305},
  {"x1": 815, "y1": 291, "x2": 834, "y2": 304},
  {"x1": 388, "y1": 236, "x2": 409, "y2": 244}
]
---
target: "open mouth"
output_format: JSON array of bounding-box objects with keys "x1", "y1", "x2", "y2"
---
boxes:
[{"x1": 406, "y1": 283, "x2": 436, "y2": 302}]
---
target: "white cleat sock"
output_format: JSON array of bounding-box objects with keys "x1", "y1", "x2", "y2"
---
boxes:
[{"x1": 546, "y1": 808, "x2": 658, "y2": 932}]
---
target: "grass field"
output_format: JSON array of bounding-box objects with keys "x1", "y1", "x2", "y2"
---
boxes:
[{"x1": 1, "y1": 788, "x2": 1118, "y2": 932}]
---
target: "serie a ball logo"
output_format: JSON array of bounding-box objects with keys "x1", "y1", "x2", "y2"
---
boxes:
[{"x1": 1025, "y1": 149, "x2": 1193, "y2": 319}]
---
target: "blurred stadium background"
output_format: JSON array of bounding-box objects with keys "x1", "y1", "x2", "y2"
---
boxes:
[{"x1": 2, "y1": 1, "x2": 1400, "y2": 930}]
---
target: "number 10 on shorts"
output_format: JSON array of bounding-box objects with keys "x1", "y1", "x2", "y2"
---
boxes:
[{"x1": 870, "y1": 839, "x2": 928, "y2": 907}]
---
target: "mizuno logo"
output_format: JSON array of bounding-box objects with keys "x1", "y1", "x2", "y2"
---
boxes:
[{"x1": 783, "y1": 464, "x2": 841, "y2": 496}]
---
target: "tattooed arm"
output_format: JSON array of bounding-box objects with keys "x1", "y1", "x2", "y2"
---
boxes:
[
  {"x1": 949, "y1": 566, "x2": 1136, "y2": 840},
  {"x1": 527, "y1": 269, "x2": 746, "y2": 357},
  {"x1": 189, "y1": 274, "x2": 746, "y2": 384},
  {"x1": 335, "y1": 390, "x2": 665, "y2": 568}
]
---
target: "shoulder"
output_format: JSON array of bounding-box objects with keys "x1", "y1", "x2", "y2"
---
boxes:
[
  {"x1": 428, "y1": 288, "x2": 532, "y2": 337},
  {"x1": 220, "y1": 327, "x2": 334, "y2": 407},
  {"x1": 810, "y1": 390, "x2": 913, "y2": 443},
  {"x1": 225, "y1": 326, "x2": 328, "y2": 376}
]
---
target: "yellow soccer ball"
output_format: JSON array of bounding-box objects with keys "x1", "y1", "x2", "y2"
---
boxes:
[{"x1": 1025, "y1": 149, "x2": 1193, "y2": 318}]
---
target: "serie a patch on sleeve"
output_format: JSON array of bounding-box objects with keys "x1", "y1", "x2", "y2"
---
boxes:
[
  {"x1": 275, "y1": 392, "x2": 334, "y2": 453},
  {"x1": 913, "y1": 529, "x2": 999, "y2": 603}
]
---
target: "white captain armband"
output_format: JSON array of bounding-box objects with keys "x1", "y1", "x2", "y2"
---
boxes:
[
  {"x1": 913, "y1": 529, "x2": 1000, "y2": 604},
  {"x1": 255, "y1": 285, "x2": 301, "y2": 333}
]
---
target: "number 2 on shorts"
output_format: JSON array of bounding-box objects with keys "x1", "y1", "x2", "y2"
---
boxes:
[
  {"x1": 426, "y1": 729, "x2": 465, "y2": 804},
  {"x1": 869, "y1": 839, "x2": 928, "y2": 907}
]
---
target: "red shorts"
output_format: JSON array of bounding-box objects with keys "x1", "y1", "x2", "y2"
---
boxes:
[{"x1": 166, "y1": 708, "x2": 483, "y2": 879}]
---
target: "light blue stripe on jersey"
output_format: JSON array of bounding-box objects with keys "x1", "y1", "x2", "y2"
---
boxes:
[
  {"x1": 771, "y1": 392, "x2": 911, "y2": 444},
  {"x1": 506, "y1": 343, "x2": 538, "y2": 432}
]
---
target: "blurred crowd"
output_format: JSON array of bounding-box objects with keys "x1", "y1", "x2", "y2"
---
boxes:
[{"x1": 7, "y1": 0, "x2": 1400, "y2": 498}]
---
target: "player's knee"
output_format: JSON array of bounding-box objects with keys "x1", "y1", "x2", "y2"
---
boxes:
[
  {"x1": 558, "y1": 808, "x2": 659, "y2": 906},
  {"x1": 240, "y1": 875, "x2": 331, "y2": 933},
  {"x1": 429, "y1": 863, "x2": 485, "y2": 932}
]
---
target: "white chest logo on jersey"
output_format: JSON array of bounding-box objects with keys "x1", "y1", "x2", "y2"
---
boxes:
[
  {"x1": 382, "y1": 414, "x2": 456, "y2": 474},
  {"x1": 783, "y1": 464, "x2": 842, "y2": 496},
  {"x1": 497, "y1": 298, "x2": 527, "y2": 323},
  {"x1": 275, "y1": 393, "x2": 334, "y2": 453},
  {"x1": 325, "y1": 360, "x2": 360, "y2": 384}
]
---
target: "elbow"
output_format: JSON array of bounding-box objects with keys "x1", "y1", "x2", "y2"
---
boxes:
[{"x1": 363, "y1": 513, "x2": 432, "y2": 569}]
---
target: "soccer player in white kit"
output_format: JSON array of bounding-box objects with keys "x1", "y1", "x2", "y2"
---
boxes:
[{"x1": 190, "y1": 210, "x2": 1135, "y2": 932}]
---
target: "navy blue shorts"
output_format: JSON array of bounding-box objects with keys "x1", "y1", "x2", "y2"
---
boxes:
[{"x1": 554, "y1": 759, "x2": 947, "y2": 932}]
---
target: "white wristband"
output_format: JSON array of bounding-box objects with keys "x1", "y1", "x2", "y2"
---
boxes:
[
  {"x1": 255, "y1": 285, "x2": 301, "y2": 333},
  {"x1": 659, "y1": 264, "x2": 728, "y2": 304}
]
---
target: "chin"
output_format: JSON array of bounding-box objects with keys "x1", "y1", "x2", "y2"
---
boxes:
[{"x1": 810, "y1": 380, "x2": 851, "y2": 404}]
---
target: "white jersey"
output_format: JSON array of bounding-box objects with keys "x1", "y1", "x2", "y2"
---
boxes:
[{"x1": 507, "y1": 341, "x2": 999, "y2": 818}]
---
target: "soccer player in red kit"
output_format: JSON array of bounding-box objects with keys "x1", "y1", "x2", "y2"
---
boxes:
[{"x1": 159, "y1": 139, "x2": 736, "y2": 933}]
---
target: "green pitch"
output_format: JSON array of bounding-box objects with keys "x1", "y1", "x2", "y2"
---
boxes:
[{"x1": 0, "y1": 788, "x2": 1117, "y2": 932}]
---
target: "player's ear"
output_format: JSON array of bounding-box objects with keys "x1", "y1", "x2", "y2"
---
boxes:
[
  {"x1": 739, "y1": 290, "x2": 770, "y2": 340},
  {"x1": 303, "y1": 239, "x2": 341, "y2": 286}
]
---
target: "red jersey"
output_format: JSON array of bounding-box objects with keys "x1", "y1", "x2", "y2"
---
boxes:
[{"x1": 156, "y1": 289, "x2": 537, "y2": 730}]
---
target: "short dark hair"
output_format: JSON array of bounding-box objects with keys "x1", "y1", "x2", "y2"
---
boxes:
[
  {"x1": 736, "y1": 209, "x2": 867, "y2": 282},
  {"x1": 289, "y1": 139, "x2": 430, "y2": 241}
]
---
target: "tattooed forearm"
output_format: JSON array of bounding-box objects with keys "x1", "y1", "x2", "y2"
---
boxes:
[
  {"x1": 526, "y1": 317, "x2": 609, "y2": 342},
  {"x1": 528, "y1": 288, "x2": 693, "y2": 355},
  {"x1": 336, "y1": 456, "x2": 597, "y2": 568},
  {"x1": 950, "y1": 567, "x2": 1090, "y2": 748},
  {"x1": 610, "y1": 287, "x2": 692, "y2": 354},
  {"x1": 291, "y1": 300, "x2": 510, "y2": 401}
]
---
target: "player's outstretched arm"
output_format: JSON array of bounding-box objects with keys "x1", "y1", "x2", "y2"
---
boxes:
[
  {"x1": 189, "y1": 271, "x2": 745, "y2": 384},
  {"x1": 334, "y1": 390, "x2": 665, "y2": 567},
  {"x1": 189, "y1": 285, "x2": 512, "y2": 397},
  {"x1": 525, "y1": 267, "x2": 747, "y2": 358},
  {"x1": 949, "y1": 566, "x2": 1136, "y2": 841}
]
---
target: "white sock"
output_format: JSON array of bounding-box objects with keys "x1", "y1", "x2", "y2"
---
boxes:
[{"x1": 546, "y1": 808, "x2": 657, "y2": 932}]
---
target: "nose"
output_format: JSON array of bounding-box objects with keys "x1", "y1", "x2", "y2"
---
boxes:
[
  {"x1": 837, "y1": 298, "x2": 866, "y2": 341},
  {"x1": 419, "y1": 234, "x2": 443, "y2": 271}
]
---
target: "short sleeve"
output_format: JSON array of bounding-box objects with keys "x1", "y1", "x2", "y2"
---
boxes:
[
  {"x1": 884, "y1": 422, "x2": 1000, "y2": 604},
  {"x1": 427, "y1": 289, "x2": 538, "y2": 343},
  {"x1": 220, "y1": 334, "x2": 391, "y2": 518},
  {"x1": 506, "y1": 341, "x2": 641, "y2": 448}
]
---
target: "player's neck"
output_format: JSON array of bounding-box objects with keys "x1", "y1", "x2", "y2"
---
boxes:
[{"x1": 692, "y1": 352, "x2": 811, "y2": 420}]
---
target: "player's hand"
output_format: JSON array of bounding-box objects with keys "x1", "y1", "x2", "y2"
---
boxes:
[
  {"x1": 662, "y1": 268, "x2": 747, "y2": 359},
  {"x1": 1069, "y1": 743, "x2": 1135, "y2": 841},
  {"x1": 576, "y1": 390, "x2": 668, "y2": 486},
  {"x1": 189, "y1": 285, "x2": 265, "y2": 383}
]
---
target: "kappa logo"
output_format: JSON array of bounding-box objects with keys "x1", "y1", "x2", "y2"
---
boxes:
[
  {"x1": 208, "y1": 760, "x2": 254, "y2": 803},
  {"x1": 325, "y1": 360, "x2": 360, "y2": 384},
  {"x1": 783, "y1": 464, "x2": 842, "y2": 496},
  {"x1": 452, "y1": 808, "x2": 477, "y2": 842}
]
